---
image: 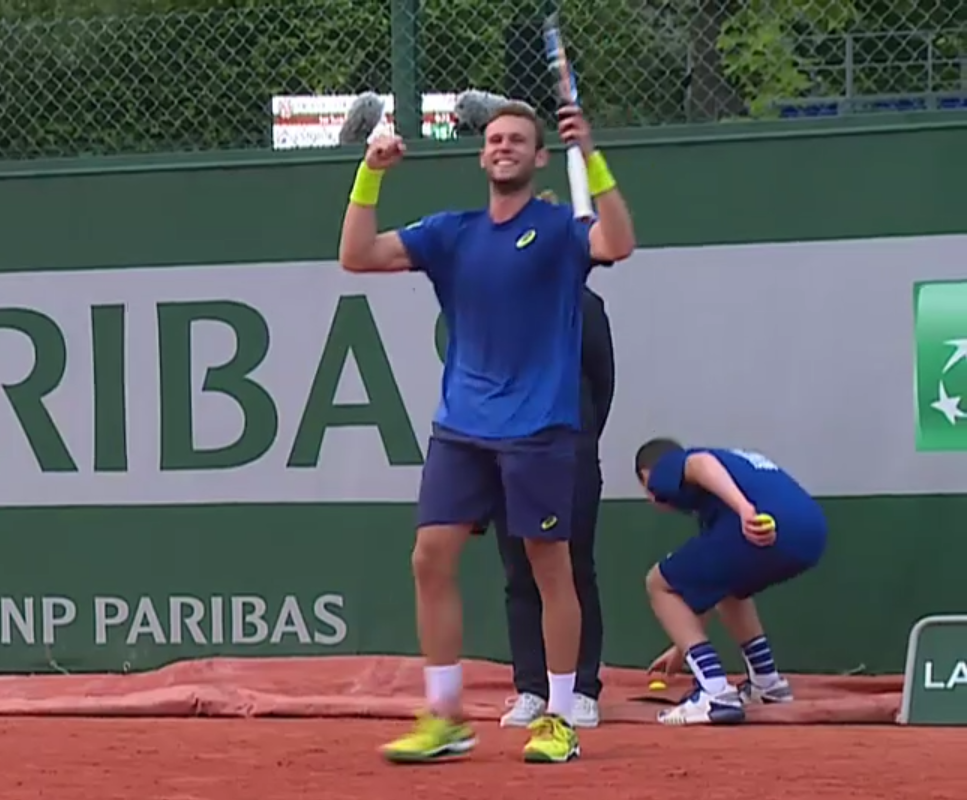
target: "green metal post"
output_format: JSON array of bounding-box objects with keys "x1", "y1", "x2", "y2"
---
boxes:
[{"x1": 391, "y1": 0, "x2": 420, "y2": 140}]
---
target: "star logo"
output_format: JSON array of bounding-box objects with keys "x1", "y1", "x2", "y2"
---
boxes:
[
  {"x1": 941, "y1": 339, "x2": 967, "y2": 375},
  {"x1": 914, "y1": 282, "x2": 967, "y2": 452},
  {"x1": 931, "y1": 340, "x2": 967, "y2": 426}
]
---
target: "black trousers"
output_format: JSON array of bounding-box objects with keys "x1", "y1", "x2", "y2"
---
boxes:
[{"x1": 494, "y1": 443, "x2": 604, "y2": 700}]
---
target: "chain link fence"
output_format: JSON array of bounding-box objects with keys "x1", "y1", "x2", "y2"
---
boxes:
[{"x1": 1, "y1": 0, "x2": 964, "y2": 161}]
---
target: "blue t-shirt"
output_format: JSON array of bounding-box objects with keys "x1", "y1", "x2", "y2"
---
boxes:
[
  {"x1": 399, "y1": 198, "x2": 596, "y2": 439},
  {"x1": 647, "y1": 447, "x2": 824, "y2": 537}
]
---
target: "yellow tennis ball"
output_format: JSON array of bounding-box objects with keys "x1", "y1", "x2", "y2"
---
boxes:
[
  {"x1": 648, "y1": 680, "x2": 667, "y2": 691},
  {"x1": 755, "y1": 513, "x2": 776, "y2": 530}
]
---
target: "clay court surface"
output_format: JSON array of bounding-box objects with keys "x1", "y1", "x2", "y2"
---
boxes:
[
  {"x1": 4, "y1": 719, "x2": 966, "y2": 800},
  {"x1": 0, "y1": 656, "x2": 963, "y2": 799}
]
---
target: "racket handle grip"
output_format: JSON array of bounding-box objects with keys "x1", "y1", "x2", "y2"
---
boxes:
[{"x1": 566, "y1": 145, "x2": 593, "y2": 219}]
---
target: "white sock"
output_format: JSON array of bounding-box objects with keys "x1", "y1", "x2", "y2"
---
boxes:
[
  {"x1": 546, "y1": 671, "x2": 576, "y2": 722},
  {"x1": 424, "y1": 663, "x2": 462, "y2": 712}
]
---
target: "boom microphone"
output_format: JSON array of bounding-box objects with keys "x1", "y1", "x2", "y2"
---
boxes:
[
  {"x1": 454, "y1": 89, "x2": 515, "y2": 134},
  {"x1": 339, "y1": 92, "x2": 385, "y2": 145}
]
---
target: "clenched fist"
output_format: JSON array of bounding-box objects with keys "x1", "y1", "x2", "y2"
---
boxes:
[{"x1": 365, "y1": 135, "x2": 406, "y2": 170}]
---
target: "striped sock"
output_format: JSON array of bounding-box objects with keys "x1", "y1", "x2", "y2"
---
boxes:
[
  {"x1": 685, "y1": 641, "x2": 728, "y2": 695},
  {"x1": 741, "y1": 635, "x2": 780, "y2": 688}
]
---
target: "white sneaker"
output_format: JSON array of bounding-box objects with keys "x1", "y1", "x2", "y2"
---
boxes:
[
  {"x1": 657, "y1": 685, "x2": 745, "y2": 726},
  {"x1": 738, "y1": 676, "x2": 794, "y2": 705},
  {"x1": 572, "y1": 693, "x2": 600, "y2": 728},
  {"x1": 500, "y1": 692, "x2": 547, "y2": 727}
]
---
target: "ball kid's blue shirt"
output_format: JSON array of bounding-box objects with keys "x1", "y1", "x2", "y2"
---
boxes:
[
  {"x1": 647, "y1": 447, "x2": 827, "y2": 558},
  {"x1": 399, "y1": 198, "x2": 596, "y2": 440}
]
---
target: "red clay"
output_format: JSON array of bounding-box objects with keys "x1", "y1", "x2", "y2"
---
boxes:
[{"x1": 2, "y1": 718, "x2": 965, "y2": 800}]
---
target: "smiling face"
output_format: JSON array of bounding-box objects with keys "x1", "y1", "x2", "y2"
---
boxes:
[{"x1": 480, "y1": 105, "x2": 548, "y2": 194}]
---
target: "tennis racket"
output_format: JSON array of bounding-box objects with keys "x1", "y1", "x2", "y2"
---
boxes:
[{"x1": 542, "y1": 13, "x2": 594, "y2": 220}]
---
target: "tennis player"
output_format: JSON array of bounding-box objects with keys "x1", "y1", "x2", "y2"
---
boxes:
[
  {"x1": 634, "y1": 438, "x2": 828, "y2": 725},
  {"x1": 338, "y1": 101, "x2": 635, "y2": 763}
]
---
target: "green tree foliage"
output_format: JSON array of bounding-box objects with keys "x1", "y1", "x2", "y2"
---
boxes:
[
  {"x1": 718, "y1": 0, "x2": 964, "y2": 116},
  {"x1": 0, "y1": 0, "x2": 962, "y2": 159}
]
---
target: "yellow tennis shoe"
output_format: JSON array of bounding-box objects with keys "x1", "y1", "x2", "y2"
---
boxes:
[
  {"x1": 522, "y1": 713, "x2": 580, "y2": 763},
  {"x1": 381, "y1": 711, "x2": 477, "y2": 763}
]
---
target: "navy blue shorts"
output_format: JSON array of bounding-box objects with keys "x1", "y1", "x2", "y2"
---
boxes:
[
  {"x1": 658, "y1": 505, "x2": 827, "y2": 614},
  {"x1": 417, "y1": 424, "x2": 578, "y2": 542}
]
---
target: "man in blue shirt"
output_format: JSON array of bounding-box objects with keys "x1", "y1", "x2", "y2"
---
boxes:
[
  {"x1": 338, "y1": 100, "x2": 635, "y2": 763},
  {"x1": 634, "y1": 438, "x2": 828, "y2": 726}
]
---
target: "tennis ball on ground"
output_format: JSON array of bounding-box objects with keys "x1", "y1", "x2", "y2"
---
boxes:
[{"x1": 648, "y1": 680, "x2": 667, "y2": 691}]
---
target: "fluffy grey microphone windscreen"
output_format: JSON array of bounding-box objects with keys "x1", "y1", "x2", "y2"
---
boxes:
[
  {"x1": 339, "y1": 92, "x2": 386, "y2": 145},
  {"x1": 454, "y1": 90, "x2": 513, "y2": 134}
]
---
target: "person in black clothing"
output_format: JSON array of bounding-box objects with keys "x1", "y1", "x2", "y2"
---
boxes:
[{"x1": 496, "y1": 284, "x2": 615, "y2": 728}]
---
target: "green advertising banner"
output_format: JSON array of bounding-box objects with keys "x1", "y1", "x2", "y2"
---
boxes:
[
  {"x1": 914, "y1": 280, "x2": 967, "y2": 451},
  {"x1": 1, "y1": 115, "x2": 966, "y2": 675},
  {"x1": 900, "y1": 616, "x2": 967, "y2": 725}
]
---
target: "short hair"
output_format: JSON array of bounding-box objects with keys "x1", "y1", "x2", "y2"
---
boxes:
[
  {"x1": 634, "y1": 437, "x2": 683, "y2": 476},
  {"x1": 485, "y1": 100, "x2": 545, "y2": 150}
]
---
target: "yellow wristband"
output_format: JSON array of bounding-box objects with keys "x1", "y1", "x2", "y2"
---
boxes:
[
  {"x1": 585, "y1": 151, "x2": 616, "y2": 197},
  {"x1": 349, "y1": 161, "x2": 384, "y2": 206}
]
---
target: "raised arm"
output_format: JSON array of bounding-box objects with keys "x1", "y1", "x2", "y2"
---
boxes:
[
  {"x1": 588, "y1": 182, "x2": 635, "y2": 265},
  {"x1": 557, "y1": 106, "x2": 636, "y2": 264},
  {"x1": 338, "y1": 136, "x2": 413, "y2": 273}
]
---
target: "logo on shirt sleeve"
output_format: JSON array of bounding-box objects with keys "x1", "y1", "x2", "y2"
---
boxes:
[{"x1": 515, "y1": 229, "x2": 537, "y2": 249}]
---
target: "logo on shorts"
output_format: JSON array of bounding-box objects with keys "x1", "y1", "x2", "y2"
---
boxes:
[
  {"x1": 914, "y1": 281, "x2": 967, "y2": 451},
  {"x1": 540, "y1": 515, "x2": 558, "y2": 531},
  {"x1": 516, "y1": 229, "x2": 537, "y2": 249}
]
